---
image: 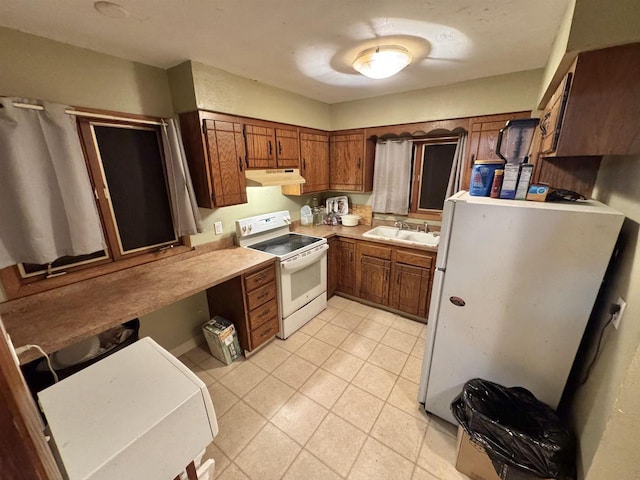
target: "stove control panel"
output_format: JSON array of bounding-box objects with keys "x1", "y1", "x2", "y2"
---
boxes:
[{"x1": 236, "y1": 210, "x2": 292, "y2": 238}]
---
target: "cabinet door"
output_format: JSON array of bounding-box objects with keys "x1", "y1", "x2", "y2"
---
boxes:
[
  {"x1": 392, "y1": 263, "x2": 431, "y2": 317},
  {"x1": 336, "y1": 239, "x2": 355, "y2": 295},
  {"x1": 330, "y1": 133, "x2": 364, "y2": 191},
  {"x1": 275, "y1": 128, "x2": 300, "y2": 168},
  {"x1": 359, "y1": 255, "x2": 391, "y2": 305},
  {"x1": 356, "y1": 242, "x2": 393, "y2": 305},
  {"x1": 539, "y1": 73, "x2": 572, "y2": 156},
  {"x1": 204, "y1": 120, "x2": 247, "y2": 207},
  {"x1": 461, "y1": 112, "x2": 531, "y2": 190},
  {"x1": 327, "y1": 237, "x2": 338, "y2": 298},
  {"x1": 301, "y1": 132, "x2": 330, "y2": 193},
  {"x1": 245, "y1": 124, "x2": 276, "y2": 168}
]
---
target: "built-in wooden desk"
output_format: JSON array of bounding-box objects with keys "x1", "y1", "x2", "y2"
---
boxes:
[{"x1": 0, "y1": 244, "x2": 275, "y2": 365}]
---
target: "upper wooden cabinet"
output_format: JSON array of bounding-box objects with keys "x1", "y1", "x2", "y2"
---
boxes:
[
  {"x1": 461, "y1": 111, "x2": 531, "y2": 190},
  {"x1": 539, "y1": 43, "x2": 640, "y2": 157},
  {"x1": 179, "y1": 111, "x2": 248, "y2": 208},
  {"x1": 244, "y1": 121, "x2": 300, "y2": 169},
  {"x1": 282, "y1": 130, "x2": 329, "y2": 196},
  {"x1": 275, "y1": 128, "x2": 301, "y2": 168},
  {"x1": 329, "y1": 130, "x2": 375, "y2": 192}
]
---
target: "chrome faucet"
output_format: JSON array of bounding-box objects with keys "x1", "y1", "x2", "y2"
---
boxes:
[
  {"x1": 423, "y1": 222, "x2": 430, "y2": 233},
  {"x1": 394, "y1": 221, "x2": 410, "y2": 230}
]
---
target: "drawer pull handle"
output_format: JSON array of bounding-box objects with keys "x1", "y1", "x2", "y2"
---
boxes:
[
  {"x1": 260, "y1": 327, "x2": 273, "y2": 338},
  {"x1": 258, "y1": 291, "x2": 269, "y2": 300}
]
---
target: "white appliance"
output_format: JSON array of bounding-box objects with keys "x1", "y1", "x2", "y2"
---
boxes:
[
  {"x1": 236, "y1": 211, "x2": 328, "y2": 338},
  {"x1": 418, "y1": 191, "x2": 624, "y2": 424},
  {"x1": 38, "y1": 338, "x2": 218, "y2": 480}
]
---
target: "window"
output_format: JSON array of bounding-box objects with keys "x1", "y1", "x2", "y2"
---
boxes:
[
  {"x1": 409, "y1": 138, "x2": 459, "y2": 216},
  {"x1": 10, "y1": 115, "x2": 182, "y2": 286},
  {"x1": 83, "y1": 121, "x2": 178, "y2": 257}
]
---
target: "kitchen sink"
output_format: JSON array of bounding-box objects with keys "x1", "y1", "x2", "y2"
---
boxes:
[{"x1": 362, "y1": 226, "x2": 440, "y2": 247}]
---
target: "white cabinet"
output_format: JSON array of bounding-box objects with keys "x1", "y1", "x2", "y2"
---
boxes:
[{"x1": 38, "y1": 338, "x2": 217, "y2": 480}]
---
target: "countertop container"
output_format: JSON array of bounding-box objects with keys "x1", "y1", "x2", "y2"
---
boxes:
[{"x1": 341, "y1": 214, "x2": 361, "y2": 226}]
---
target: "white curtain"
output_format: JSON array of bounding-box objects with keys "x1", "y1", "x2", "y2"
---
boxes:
[
  {"x1": 371, "y1": 139, "x2": 413, "y2": 215},
  {"x1": 161, "y1": 119, "x2": 203, "y2": 236},
  {"x1": 445, "y1": 132, "x2": 468, "y2": 197},
  {"x1": 0, "y1": 98, "x2": 106, "y2": 269}
]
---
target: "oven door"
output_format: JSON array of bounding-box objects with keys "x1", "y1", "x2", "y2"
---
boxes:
[{"x1": 279, "y1": 244, "x2": 328, "y2": 319}]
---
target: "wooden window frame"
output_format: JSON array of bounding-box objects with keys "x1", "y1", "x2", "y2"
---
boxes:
[
  {"x1": 408, "y1": 136, "x2": 460, "y2": 222},
  {"x1": 1, "y1": 111, "x2": 190, "y2": 300}
]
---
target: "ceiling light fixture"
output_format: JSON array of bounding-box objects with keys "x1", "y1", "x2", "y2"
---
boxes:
[{"x1": 352, "y1": 45, "x2": 412, "y2": 79}]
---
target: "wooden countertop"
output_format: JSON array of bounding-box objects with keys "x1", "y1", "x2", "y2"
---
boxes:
[
  {"x1": 292, "y1": 224, "x2": 440, "y2": 253},
  {"x1": 1, "y1": 223, "x2": 436, "y2": 365},
  {"x1": 0, "y1": 246, "x2": 275, "y2": 364}
]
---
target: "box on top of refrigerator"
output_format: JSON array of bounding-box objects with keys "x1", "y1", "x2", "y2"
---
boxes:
[{"x1": 202, "y1": 316, "x2": 241, "y2": 365}]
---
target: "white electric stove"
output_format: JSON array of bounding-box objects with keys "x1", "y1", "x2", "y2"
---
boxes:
[{"x1": 236, "y1": 211, "x2": 328, "y2": 339}]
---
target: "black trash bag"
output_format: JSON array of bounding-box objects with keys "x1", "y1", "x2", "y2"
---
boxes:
[{"x1": 451, "y1": 378, "x2": 576, "y2": 480}]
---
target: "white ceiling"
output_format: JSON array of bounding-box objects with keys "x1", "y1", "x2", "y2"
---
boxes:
[{"x1": 0, "y1": 0, "x2": 571, "y2": 104}]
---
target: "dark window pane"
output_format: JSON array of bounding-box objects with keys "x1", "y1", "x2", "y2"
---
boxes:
[
  {"x1": 93, "y1": 126, "x2": 176, "y2": 252},
  {"x1": 419, "y1": 143, "x2": 457, "y2": 210}
]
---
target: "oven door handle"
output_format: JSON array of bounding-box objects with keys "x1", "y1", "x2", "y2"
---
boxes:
[{"x1": 281, "y1": 244, "x2": 328, "y2": 273}]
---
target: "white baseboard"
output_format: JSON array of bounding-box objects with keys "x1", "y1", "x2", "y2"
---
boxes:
[{"x1": 170, "y1": 334, "x2": 205, "y2": 358}]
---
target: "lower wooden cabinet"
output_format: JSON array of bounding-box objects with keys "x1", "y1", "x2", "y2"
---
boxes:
[
  {"x1": 356, "y1": 243, "x2": 393, "y2": 305},
  {"x1": 391, "y1": 250, "x2": 433, "y2": 317},
  {"x1": 327, "y1": 237, "x2": 338, "y2": 297},
  {"x1": 322, "y1": 235, "x2": 436, "y2": 318},
  {"x1": 206, "y1": 262, "x2": 279, "y2": 353},
  {"x1": 335, "y1": 238, "x2": 356, "y2": 296}
]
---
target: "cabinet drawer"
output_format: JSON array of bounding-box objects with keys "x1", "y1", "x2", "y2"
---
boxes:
[
  {"x1": 359, "y1": 243, "x2": 392, "y2": 260},
  {"x1": 245, "y1": 265, "x2": 276, "y2": 291},
  {"x1": 248, "y1": 298, "x2": 278, "y2": 330},
  {"x1": 395, "y1": 250, "x2": 433, "y2": 269},
  {"x1": 246, "y1": 282, "x2": 276, "y2": 311},
  {"x1": 250, "y1": 317, "x2": 279, "y2": 349}
]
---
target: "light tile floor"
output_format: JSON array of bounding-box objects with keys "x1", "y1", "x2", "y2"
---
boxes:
[{"x1": 180, "y1": 297, "x2": 470, "y2": 480}]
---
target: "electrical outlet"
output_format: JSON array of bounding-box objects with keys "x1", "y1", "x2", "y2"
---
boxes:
[
  {"x1": 214, "y1": 221, "x2": 223, "y2": 235},
  {"x1": 612, "y1": 297, "x2": 627, "y2": 329}
]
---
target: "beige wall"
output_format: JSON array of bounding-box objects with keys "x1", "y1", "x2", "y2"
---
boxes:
[
  {"x1": 189, "y1": 61, "x2": 331, "y2": 130},
  {"x1": 538, "y1": 0, "x2": 576, "y2": 107},
  {"x1": 568, "y1": 0, "x2": 640, "y2": 53},
  {"x1": 572, "y1": 155, "x2": 640, "y2": 479},
  {"x1": 0, "y1": 27, "x2": 173, "y2": 117},
  {"x1": 329, "y1": 69, "x2": 542, "y2": 130},
  {"x1": 190, "y1": 187, "x2": 313, "y2": 246},
  {"x1": 0, "y1": 28, "x2": 318, "y2": 350},
  {"x1": 538, "y1": 0, "x2": 640, "y2": 107}
]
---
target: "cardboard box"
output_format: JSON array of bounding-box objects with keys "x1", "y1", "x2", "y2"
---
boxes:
[
  {"x1": 455, "y1": 427, "x2": 552, "y2": 480},
  {"x1": 202, "y1": 316, "x2": 241, "y2": 365},
  {"x1": 456, "y1": 427, "x2": 502, "y2": 480}
]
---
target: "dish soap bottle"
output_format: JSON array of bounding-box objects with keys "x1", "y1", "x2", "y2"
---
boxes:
[{"x1": 312, "y1": 197, "x2": 324, "y2": 226}]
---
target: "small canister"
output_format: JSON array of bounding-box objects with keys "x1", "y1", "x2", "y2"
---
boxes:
[
  {"x1": 469, "y1": 160, "x2": 505, "y2": 197},
  {"x1": 490, "y1": 169, "x2": 504, "y2": 198}
]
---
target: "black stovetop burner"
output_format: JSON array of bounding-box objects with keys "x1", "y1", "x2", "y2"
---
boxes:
[{"x1": 247, "y1": 233, "x2": 323, "y2": 257}]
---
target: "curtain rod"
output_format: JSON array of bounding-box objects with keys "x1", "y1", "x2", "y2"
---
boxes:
[{"x1": 10, "y1": 101, "x2": 166, "y2": 126}]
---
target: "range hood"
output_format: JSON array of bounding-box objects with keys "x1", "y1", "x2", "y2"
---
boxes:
[{"x1": 244, "y1": 168, "x2": 306, "y2": 187}]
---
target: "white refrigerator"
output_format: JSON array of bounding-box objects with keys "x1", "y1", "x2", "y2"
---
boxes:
[{"x1": 418, "y1": 191, "x2": 624, "y2": 424}]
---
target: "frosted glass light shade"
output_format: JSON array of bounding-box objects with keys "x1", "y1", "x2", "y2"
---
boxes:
[{"x1": 353, "y1": 46, "x2": 412, "y2": 79}]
